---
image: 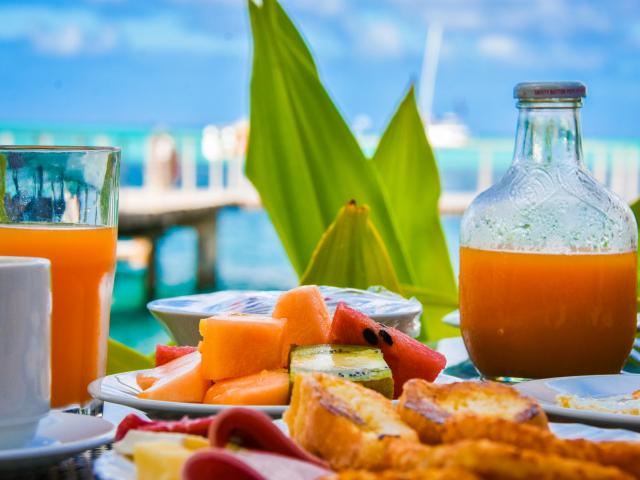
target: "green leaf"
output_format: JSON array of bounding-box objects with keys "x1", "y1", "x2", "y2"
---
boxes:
[
  {"x1": 301, "y1": 201, "x2": 401, "y2": 292},
  {"x1": 246, "y1": 0, "x2": 413, "y2": 283},
  {"x1": 371, "y1": 88, "x2": 458, "y2": 339},
  {"x1": 107, "y1": 337, "x2": 153, "y2": 375}
]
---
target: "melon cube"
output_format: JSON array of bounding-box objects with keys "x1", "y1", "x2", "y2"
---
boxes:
[
  {"x1": 199, "y1": 314, "x2": 286, "y2": 381},
  {"x1": 272, "y1": 285, "x2": 331, "y2": 361},
  {"x1": 203, "y1": 369, "x2": 289, "y2": 405},
  {"x1": 137, "y1": 351, "x2": 210, "y2": 403}
]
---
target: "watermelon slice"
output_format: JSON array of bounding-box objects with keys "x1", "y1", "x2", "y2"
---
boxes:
[
  {"x1": 155, "y1": 345, "x2": 198, "y2": 367},
  {"x1": 328, "y1": 303, "x2": 446, "y2": 398}
]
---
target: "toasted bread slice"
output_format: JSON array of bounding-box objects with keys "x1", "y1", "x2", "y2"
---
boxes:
[
  {"x1": 442, "y1": 416, "x2": 640, "y2": 479},
  {"x1": 416, "y1": 439, "x2": 632, "y2": 480},
  {"x1": 284, "y1": 372, "x2": 419, "y2": 471},
  {"x1": 397, "y1": 379, "x2": 547, "y2": 444},
  {"x1": 325, "y1": 467, "x2": 480, "y2": 480}
]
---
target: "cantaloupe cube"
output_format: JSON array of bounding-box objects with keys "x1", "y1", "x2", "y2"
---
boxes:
[
  {"x1": 203, "y1": 369, "x2": 289, "y2": 405},
  {"x1": 273, "y1": 285, "x2": 331, "y2": 362},
  {"x1": 198, "y1": 314, "x2": 286, "y2": 381},
  {"x1": 137, "y1": 351, "x2": 202, "y2": 390},
  {"x1": 137, "y1": 351, "x2": 210, "y2": 403}
]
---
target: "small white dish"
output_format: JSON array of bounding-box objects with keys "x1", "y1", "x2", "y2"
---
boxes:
[
  {"x1": 89, "y1": 370, "x2": 460, "y2": 420},
  {"x1": 148, "y1": 287, "x2": 423, "y2": 345},
  {"x1": 0, "y1": 411, "x2": 114, "y2": 470},
  {"x1": 94, "y1": 417, "x2": 640, "y2": 480},
  {"x1": 514, "y1": 374, "x2": 640, "y2": 431}
]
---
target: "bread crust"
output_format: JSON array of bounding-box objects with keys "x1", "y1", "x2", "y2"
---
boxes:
[
  {"x1": 397, "y1": 379, "x2": 547, "y2": 444},
  {"x1": 325, "y1": 467, "x2": 479, "y2": 480},
  {"x1": 284, "y1": 373, "x2": 419, "y2": 471},
  {"x1": 442, "y1": 416, "x2": 640, "y2": 479}
]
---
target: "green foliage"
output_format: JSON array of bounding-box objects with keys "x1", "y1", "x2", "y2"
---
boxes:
[
  {"x1": 246, "y1": 0, "x2": 411, "y2": 282},
  {"x1": 246, "y1": 0, "x2": 458, "y2": 339},
  {"x1": 107, "y1": 337, "x2": 153, "y2": 375},
  {"x1": 301, "y1": 201, "x2": 401, "y2": 292}
]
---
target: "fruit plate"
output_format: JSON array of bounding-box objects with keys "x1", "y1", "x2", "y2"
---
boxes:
[
  {"x1": 514, "y1": 374, "x2": 640, "y2": 431},
  {"x1": 93, "y1": 418, "x2": 640, "y2": 480},
  {"x1": 0, "y1": 411, "x2": 114, "y2": 470},
  {"x1": 88, "y1": 371, "x2": 461, "y2": 420}
]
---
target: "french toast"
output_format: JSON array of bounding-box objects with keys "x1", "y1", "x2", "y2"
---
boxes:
[
  {"x1": 325, "y1": 467, "x2": 480, "y2": 479},
  {"x1": 442, "y1": 416, "x2": 640, "y2": 479},
  {"x1": 284, "y1": 372, "x2": 419, "y2": 471},
  {"x1": 397, "y1": 379, "x2": 547, "y2": 444}
]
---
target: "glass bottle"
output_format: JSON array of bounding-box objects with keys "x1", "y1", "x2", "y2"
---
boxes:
[{"x1": 459, "y1": 82, "x2": 637, "y2": 380}]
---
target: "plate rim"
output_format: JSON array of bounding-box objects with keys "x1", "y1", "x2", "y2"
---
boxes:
[
  {"x1": 0, "y1": 411, "x2": 115, "y2": 464},
  {"x1": 514, "y1": 373, "x2": 640, "y2": 426},
  {"x1": 88, "y1": 373, "x2": 288, "y2": 416}
]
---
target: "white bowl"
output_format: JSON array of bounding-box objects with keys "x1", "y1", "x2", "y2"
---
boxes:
[{"x1": 148, "y1": 287, "x2": 423, "y2": 346}]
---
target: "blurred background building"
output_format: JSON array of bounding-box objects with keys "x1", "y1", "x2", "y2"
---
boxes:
[{"x1": 0, "y1": 0, "x2": 638, "y2": 351}]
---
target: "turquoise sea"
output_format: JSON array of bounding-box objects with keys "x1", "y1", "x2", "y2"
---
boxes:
[{"x1": 2, "y1": 124, "x2": 638, "y2": 352}]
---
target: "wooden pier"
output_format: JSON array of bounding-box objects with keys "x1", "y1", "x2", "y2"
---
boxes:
[{"x1": 118, "y1": 187, "x2": 259, "y2": 295}]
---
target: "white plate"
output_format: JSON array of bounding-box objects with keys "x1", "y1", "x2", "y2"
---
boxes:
[
  {"x1": 94, "y1": 418, "x2": 640, "y2": 480},
  {"x1": 0, "y1": 411, "x2": 114, "y2": 470},
  {"x1": 443, "y1": 310, "x2": 640, "y2": 331},
  {"x1": 515, "y1": 374, "x2": 640, "y2": 431},
  {"x1": 88, "y1": 370, "x2": 288, "y2": 419},
  {"x1": 89, "y1": 371, "x2": 461, "y2": 420}
]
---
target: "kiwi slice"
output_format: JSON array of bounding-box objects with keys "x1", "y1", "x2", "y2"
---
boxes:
[{"x1": 289, "y1": 344, "x2": 394, "y2": 398}]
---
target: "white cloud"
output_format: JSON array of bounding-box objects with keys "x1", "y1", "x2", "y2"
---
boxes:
[
  {"x1": 0, "y1": 4, "x2": 245, "y2": 57},
  {"x1": 477, "y1": 34, "x2": 520, "y2": 60}
]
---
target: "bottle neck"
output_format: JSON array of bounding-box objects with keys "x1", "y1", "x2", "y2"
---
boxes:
[{"x1": 513, "y1": 100, "x2": 583, "y2": 168}]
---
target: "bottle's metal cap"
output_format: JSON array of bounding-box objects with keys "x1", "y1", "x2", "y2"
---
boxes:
[{"x1": 514, "y1": 81, "x2": 587, "y2": 100}]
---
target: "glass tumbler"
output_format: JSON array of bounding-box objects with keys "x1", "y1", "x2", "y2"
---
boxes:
[{"x1": 0, "y1": 146, "x2": 119, "y2": 412}]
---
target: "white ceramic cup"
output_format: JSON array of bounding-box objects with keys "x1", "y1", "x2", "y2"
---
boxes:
[{"x1": 0, "y1": 257, "x2": 51, "y2": 449}]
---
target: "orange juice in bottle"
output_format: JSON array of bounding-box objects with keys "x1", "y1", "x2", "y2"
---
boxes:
[{"x1": 459, "y1": 83, "x2": 637, "y2": 380}]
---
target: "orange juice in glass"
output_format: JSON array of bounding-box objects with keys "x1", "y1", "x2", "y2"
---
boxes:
[{"x1": 0, "y1": 147, "x2": 119, "y2": 412}]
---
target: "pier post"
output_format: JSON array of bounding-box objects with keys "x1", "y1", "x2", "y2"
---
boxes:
[{"x1": 194, "y1": 213, "x2": 218, "y2": 290}]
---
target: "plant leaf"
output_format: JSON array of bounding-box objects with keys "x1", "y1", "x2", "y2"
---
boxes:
[
  {"x1": 246, "y1": 0, "x2": 413, "y2": 283},
  {"x1": 107, "y1": 337, "x2": 153, "y2": 375},
  {"x1": 371, "y1": 88, "x2": 458, "y2": 339},
  {"x1": 301, "y1": 201, "x2": 401, "y2": 292}
]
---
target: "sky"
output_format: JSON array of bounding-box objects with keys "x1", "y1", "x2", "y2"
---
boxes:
[{"x1": 0, "y1": 0, "x2": 639, "y2": 137}]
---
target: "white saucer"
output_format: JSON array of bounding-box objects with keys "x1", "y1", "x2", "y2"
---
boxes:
[
  {"x1": 0, "y1": 411, "x2": 114, "y2": 470},
  {"x1": 515, "y1": 374, "x2": 640, "y2": 431}
]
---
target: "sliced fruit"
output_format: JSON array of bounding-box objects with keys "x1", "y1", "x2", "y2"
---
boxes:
[
  {"x1": 272, "y1": 285, "x2": 331, "y2": 362},
  {"x1": 328, "y1": 303, "x2": 446, "y2": 398},
  {"x1": 137, "y1": 351, "x2": 210, "y2": 403},
  {"x1": 155, "y1": 345, "x2": 198, "y2": 367},
  {"x1": 289, "y1": 345, "x2": 393, "y2": 398},
  {"x1": 203, "y1": 369, "x2": 289, "y2": 405},
  {"x1": 199, "y1": 314, "x2": 286, "y2": 381},
  {"x1": 137, "y1": 351, "x2": 203, "y2": 390},
  {"x1": 135, "y1": 440, "x2": 205, "y2": 480}
]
